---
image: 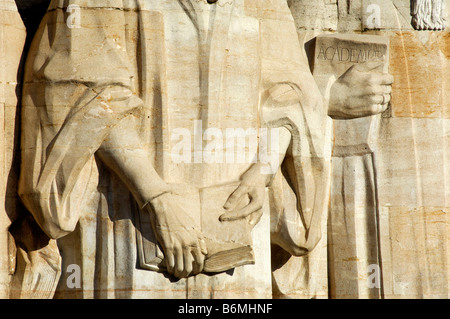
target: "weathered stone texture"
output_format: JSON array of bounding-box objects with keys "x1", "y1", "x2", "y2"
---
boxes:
[
  {"x1": 292, "y1": 0, "x2": 449, "y2": 298},
  {"x1": 0, "y1": 0, "x2": 446, "y2": 299},
  {"x1": 390, "y1": 31, "x2": 449, "y2": 118},
  {"x1": 0, "y1": 0, "x2": 26, "y2": 299}
]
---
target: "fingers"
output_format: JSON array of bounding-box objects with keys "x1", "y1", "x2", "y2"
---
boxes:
[
  {"x1": 362, "y1": 77, "x2": 392, "y2": 116},
  {"x1": 223, "y1": 186, "x2": 247, "y2": 210},
  {"x1": 191, "y1": 232, "x2": 207, "y2": 275},
  {"x1": 380, "y1": 73, "x2": 394, "y2": 85},
  {"x1": 333, "y1": 63, "x2": 394, "y2": 118},
  {"x1": 199, "y1": 237, "x2": 208, "y2": 256},
  {"x1": 363, "y1": 72, "x2": 394, "y2": 87},
  {"x1": 342, "y1": 62, "x2": 393, "y2": 87},
  {"x1": 247, "y1": 209, "x2": 263, "y2": 226},
  {"x1": 178, "y1": 247, "x2": 194, "y2": 279},
  {"x1": 191, "y1": 244, "x2": 206, "y2": 275},
  {"x1": 165, "y1": 235, "x2": 206, "y2": 279},
  {"x1": 222, "y1": 184, "x2": 265, "y2": 222},
  {"x1": 368, "y1": 103, "x2": 389, "y2": 115},
  {"x1": 165, "y1": 248, "x2": 175, "y2": 275},
  {"x1": 174, "y1": 245, "x2": 184, "y2": 278},
  {"x1": 220, "y1": 200, "x2": 263, "y2": 222},
  {"x1": 382, "y1": 84, "x2": 392, "y2": 95},
  {"x1": 382, "y1": 93, "x2": 391, "y2": 105},
  {"x1": 368, "y1": 94, "x2": 384, "y2": 105},
  {"x1": 167, "y1": 245, "x2": 201, "y2": 278},
  {"x1": 364, "y1": 83, "x2": 392, "y2": 96}
]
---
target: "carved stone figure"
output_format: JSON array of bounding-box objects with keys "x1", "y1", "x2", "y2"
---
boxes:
[
  {"x1": 13, "y1": 0, "x2": 393, "y2": 299},
  {"x1": 314, "y1": 34, "x2": 392, "y2": 299},
  {"x1": 411, "y1": 0, "x2": 447, "y2": 30}
]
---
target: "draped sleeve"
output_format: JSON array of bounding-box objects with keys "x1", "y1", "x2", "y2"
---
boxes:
[
  {"x1": 18, "y1": 0, "x2": 143, "y2": 239},
  {"x1": 259, "y1": 0, "x2": 331, "y2": 255}
]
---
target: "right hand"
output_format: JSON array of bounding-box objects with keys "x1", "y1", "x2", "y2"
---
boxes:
[{"x1": 148, "y1": 193, "x2": 207, "y2": 279}]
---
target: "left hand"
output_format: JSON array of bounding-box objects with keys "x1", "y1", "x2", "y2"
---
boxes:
[
  {"x1": 328, "y1": 62, "x2": 394, "y2": 119},
  {"x1": 9, "y1": 214, "x2": 62, "y2": 298},
  {"x1": 220, "y1": 164, "x2": 269, "y2": 226}
]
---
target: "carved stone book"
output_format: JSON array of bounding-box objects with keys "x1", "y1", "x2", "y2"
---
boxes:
[
  {"x1": 135, "y1": 182, "x2": 255, "y2": 274},
  {"x1": 313, "y1": 34, "x2": 389, "y2": 157}
]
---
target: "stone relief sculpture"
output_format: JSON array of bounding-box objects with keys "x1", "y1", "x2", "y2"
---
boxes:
[
  {"x1": 313, "y1": 34, "x2": 391, "y2": 299},
  {"x1": 411, "y1": 0, "x2": 447, "y2": 30},
  {"x1": 8, "y1": 0, "x2": 394, "y2": 299}
]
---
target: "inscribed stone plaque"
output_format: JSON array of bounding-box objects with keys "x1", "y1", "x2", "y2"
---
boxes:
[{"x1": 313, "y1": 34, "x2": 390, "y2": 157}]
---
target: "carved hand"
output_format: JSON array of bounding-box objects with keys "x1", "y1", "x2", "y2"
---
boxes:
[
  {"x1": 328, "y1": 62, "x2": 394, "y2": 119},
  {"x1": 220, "y1": 163, "x2": 269, "y2": 226},
  {"x1": 148, "y1": 193, "x2": 207, "y2": 279},
  {"x1": 9, "y1": 214, "x2": 61, "y2": 298}
]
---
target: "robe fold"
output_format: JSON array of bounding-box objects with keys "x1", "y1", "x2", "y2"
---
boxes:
[{"x1": 19, "y1": 0, "x2": 330, "y2": 298}]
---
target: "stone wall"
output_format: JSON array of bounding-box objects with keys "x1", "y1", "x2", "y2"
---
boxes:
[
  {"x1": 1, "y1": 0, "x2": 448, "y2": 299},
  {"x1": 291, "y1": 0, "x2": 449, "y2": 298},
  {"x1": 0, "y1": 0, "x2": 26, "y2": 299}
]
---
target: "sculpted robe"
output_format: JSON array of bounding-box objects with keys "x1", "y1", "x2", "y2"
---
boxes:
[{"x1": 19, "y1": 0, "x2": 330, "y2": 298}]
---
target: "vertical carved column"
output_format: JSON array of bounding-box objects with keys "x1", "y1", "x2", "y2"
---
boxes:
[{"x1": 0, "y1": 0, "x2": 26, "y2": 299}]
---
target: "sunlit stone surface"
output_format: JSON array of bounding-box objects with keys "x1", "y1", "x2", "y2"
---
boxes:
[{"x1": 0, "y1": 0, "x2": 448, "y2": 299}]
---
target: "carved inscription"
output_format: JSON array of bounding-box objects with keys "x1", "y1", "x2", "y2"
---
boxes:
[
  {"x1": 313, "y1": 34, "x2": 389, "y2": 156},
  {"x1": 316, "y1": 43, "x2": 385, "y2": 64}
]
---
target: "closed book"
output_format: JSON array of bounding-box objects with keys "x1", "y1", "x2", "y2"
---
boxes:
[{"x1": 135, "y1": 182, "x2": 255, "y2": 274}]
